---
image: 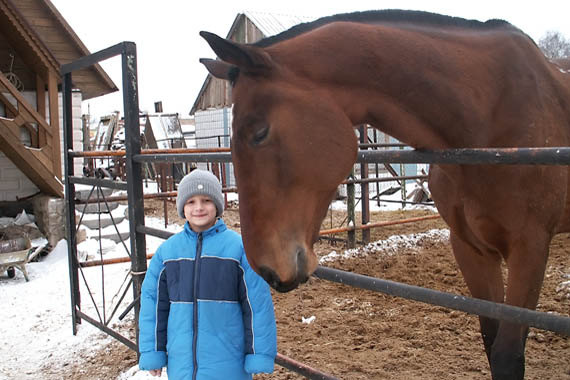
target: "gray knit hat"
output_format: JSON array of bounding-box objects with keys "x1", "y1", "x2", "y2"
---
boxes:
[{"x1": 176, "y1": 169, "x2": 224, "y2": 218}]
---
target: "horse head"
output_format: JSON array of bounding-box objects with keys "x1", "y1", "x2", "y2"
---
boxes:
[{"x1": 200, "y1": 31, "x2": 357, "y2": 292}]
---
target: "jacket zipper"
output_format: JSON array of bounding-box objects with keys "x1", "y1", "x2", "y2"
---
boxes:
[{"x1": 192, "y1": 233, "x2": 203, "y2": 380}]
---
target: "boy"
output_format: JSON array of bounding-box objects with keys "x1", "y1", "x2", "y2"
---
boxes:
[{"x1": 138, "y1": 169, "x2": 277, "y2": 379}]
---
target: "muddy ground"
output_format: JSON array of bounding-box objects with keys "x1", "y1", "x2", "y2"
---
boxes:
[{"x1": 58, "y1": 199, "x2": 570, "y2": 379}]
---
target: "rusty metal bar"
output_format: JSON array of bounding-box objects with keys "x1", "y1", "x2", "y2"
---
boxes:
[
  {"x1": 135, "y1": 152, "x2": 231, "y2": 163},
  {"x1": 69, "y1": 146, "x2": 231, "y2": 158},
  {"x1": 80, "y1": 254, "x2": 154, "y2": 268},
  {"x1": 342, "y1": 174, "x2": 428, "y2": 185},
  {"x1": 275, "y1": 353, "x2": 340, "y2": 380},
  {"x1": 75, "y1": 187, "x2": 237, "y2": 204},
  {"x1": 319, "y1": 214, "x2": 441, "y2": 236},
  {"x1": 81, "y1": 215, "x2": 441, "y2": 268}
]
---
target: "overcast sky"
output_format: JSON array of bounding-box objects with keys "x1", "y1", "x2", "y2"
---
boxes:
[{"x1": 49, "y1": 0, "x2": 570, "y2": 120}]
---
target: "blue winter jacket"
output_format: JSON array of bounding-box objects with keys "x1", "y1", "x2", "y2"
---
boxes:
[{"x1": 138, "y1": 219, "x2": 277, "y2": 380}]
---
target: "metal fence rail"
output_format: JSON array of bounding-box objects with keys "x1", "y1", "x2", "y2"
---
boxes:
[
  {"x1": 131, "y1": 146, "x2": 570, "y2": 165},
  {"x1": 314, "y1": 267, "x2": 570, "y2": 336}
]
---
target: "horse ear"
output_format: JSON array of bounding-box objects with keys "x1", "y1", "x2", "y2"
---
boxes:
[
  {"x1": 199, "y1": 31, "x2": 272, "y2": 74},
  {"x1": 199, "y1": 58, "x2": 236, "y2": 80}
]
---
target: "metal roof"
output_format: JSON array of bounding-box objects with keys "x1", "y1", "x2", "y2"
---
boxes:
[
  {"x1": 190, "y1": 11, "x2": 316, "y2": 115},
  {"x1": 242, "y1": 11, "x2": 316, "y2": 38}
]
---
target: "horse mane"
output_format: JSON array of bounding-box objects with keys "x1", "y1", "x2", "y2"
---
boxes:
[{"x1": 254, "y1": 9, "x2": 517, "y2": 48}]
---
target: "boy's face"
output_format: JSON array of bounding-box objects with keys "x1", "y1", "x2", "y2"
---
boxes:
[{"x1": 184, "y1": 194, "x2": 217, "y2": 232}]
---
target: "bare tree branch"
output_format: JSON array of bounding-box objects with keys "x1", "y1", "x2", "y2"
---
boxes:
[{"x1": 538, "y1": 31, "x2": 570, "y2": 60}]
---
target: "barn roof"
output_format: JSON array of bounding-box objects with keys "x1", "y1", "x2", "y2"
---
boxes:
[
  {"x1": 234, "y1": 11, "x2": 312, "y2": 40},
  {"x1": 189, "y1": 11, "x2": 314, "y2": 115}
]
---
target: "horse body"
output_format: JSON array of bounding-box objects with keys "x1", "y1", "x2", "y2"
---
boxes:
[{"x1": 200, "y1": 10, "x2": 570, "y2": 379}]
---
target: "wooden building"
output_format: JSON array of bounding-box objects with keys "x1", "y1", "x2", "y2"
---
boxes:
[
  {"x1": 0, "y1": 0, "x2": 117, "y2": 203},
  {"x1": 190, "y1": 11, "x2": 312, "y2": 114},
  {"x1": 189, "y1": 12, "x2": 313, "y2": 186}
]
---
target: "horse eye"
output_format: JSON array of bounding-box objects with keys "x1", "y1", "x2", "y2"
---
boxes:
[{"x1": 252, "y1": 126, "x2": 270, "y2": 146}]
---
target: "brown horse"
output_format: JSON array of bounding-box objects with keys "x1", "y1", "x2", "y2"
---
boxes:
[{"x1": 200, "y1": 10, "x2": 570, "y2": 380}]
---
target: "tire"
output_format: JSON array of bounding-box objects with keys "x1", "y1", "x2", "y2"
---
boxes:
[{"x1": 7, "y1": 267, "x2": 15, "y2": 278}]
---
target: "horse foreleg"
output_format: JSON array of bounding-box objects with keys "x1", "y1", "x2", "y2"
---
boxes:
[
  {"x1": 488, "y1": 232, "x2": 550, "y2": 380},
  {"x1": 449, "y1": 233, "x2": 504, "y2": 362}
]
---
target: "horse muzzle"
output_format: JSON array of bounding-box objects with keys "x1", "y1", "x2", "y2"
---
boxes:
[{"x1": 258, "y1": 246, "x2": 311, "y2": 292}]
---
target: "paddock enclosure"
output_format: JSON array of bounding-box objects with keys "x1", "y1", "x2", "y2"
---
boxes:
[{"x1": 60, "y1": 19, "x2": 569, "y2": 380}]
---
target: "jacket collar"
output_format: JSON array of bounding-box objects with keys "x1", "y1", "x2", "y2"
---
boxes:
[{"x1": 184, "y1": 217, "x2": 227, "y2": 238}]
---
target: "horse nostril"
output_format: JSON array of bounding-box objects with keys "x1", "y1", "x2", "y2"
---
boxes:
[
  {"x1": 257, "y1": 248, "x2": 309, "y2": 292},
  {"x1": 296, "y1": 247, "x2": 309, "y2": 284},
  {"x1": 258, "y1": 266, "x2": 280, "y2": 289}
]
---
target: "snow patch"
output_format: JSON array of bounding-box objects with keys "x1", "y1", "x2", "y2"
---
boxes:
[{"x1": 320, "y1": 229, "x2": 450, "y2": 263}]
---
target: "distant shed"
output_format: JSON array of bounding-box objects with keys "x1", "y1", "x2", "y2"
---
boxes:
[
  {"x1": 189, "y1": 12, "x2": 314, "y2": 186},
  {"x1": 190, "y1": 11, "x2": 313, "y2": 114}
]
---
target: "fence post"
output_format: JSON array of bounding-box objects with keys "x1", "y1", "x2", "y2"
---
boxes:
[
  {"x1": 399, "y1": 145, "x2": 406, "y2": 208},
  {"x1": 62, "y1": 71, "x2": 81, "y2": 334},
  {"x1": 121, "y1": 42, "x2": 147, "y2": 357},
  {"x1": 359, "y1": 125, "x2": 370, "y2": 244},
  {"x1": 347, "y1": 169, "x2": 356, "y2": 248}
]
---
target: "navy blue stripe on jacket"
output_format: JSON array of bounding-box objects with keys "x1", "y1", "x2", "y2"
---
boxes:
[{"x1": 156, "y1": 268, "x2": 170, "y2": 351}]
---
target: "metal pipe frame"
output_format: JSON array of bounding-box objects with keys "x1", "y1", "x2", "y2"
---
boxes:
[
  {"x1": 62, "y1": 71, "x2": 80, "y2": 334},
  {"x1": 357, "y1": 146, "x2": 570, "y2": 165},
  {"x1": 276, "y1": 353, "x2": 340, "y2": 380},
  {"x1": 319, "y1": 214, "x2": 441, "y2": 236},
  {"x1": 68, "y1": 146, "x2": 231, "y2": 158},
  {"x1": 69, "y1": 146, "x2": 570, "y2": 166},
  {"x1": 75, "y1": 187, "x2": 237, "y2": 204},
  {"x1": 69, "y1": 176, "x2": 129, "y2": 190},
  {"x1": 62, "y1": 41, "x2": 144, "y2": 353},
  {"x1": 343, "y1": 174, "x2": 428, "y2": 185},
  {"x1": 126, "y1": 146, "x2": 570, "y2": 165},
  {"x1": 313, "y1": 266, "x2": 570, "y2": 336}
]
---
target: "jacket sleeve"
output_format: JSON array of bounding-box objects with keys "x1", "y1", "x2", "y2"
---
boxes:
[
  {"x1": 138, "y1": 245, "x2": 170, "y2": 370},
  {"x1": 239, "y1": 250, "x2": 277, "y2": 374}
]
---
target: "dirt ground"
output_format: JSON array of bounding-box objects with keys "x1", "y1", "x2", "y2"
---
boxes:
[{"x1": 61, "y1": 199, "x2": 570, "y2": 379}]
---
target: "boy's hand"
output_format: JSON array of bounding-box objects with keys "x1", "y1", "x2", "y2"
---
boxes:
[{"x1": 149, "y1": 368, "x2": 162, "y2": 377}]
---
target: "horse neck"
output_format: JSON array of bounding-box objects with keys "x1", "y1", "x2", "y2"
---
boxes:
[{"x1": 273, "y1": 23, "x2": 497, "y2": 149}]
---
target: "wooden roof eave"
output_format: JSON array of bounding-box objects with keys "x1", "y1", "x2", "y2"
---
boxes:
[
  {"x1": 0, "y1": 0, "x2": 61, "y2": 76},
  {"x1": 190, "y1": 74, "x2": 213, "y2": 115},
  {"x1": 39, "y1": 0, "x2": 117, "y2": 99}
]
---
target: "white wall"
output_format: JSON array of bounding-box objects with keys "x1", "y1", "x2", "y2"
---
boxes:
[
  {"x1": 0, "y1": 153, "x2": 39, "y2": 201},
  {"x1": 0, "y1": 91, "x2": 83, "y2": 201},
  {"x1": 194, "y1": 108, "x2": 235, "y2": 187}
]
